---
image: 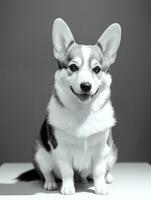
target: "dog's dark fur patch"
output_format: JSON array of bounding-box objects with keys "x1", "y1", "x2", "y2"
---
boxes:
[
  {"x1": 48, "y1": 123, "x2": 58, "y2": 149},
  {"x1": 40, "y1": 119, "x2": 51, "y2": 151},
  {"x1": 56, "y1": 52, "x2": 73, "y2": 70},
  {"x1": 40, "y1": 118, "x2": 58, "y2": 151},
  {"x1": 57, "y1": 60, "x2": 68, "y2": 69}
]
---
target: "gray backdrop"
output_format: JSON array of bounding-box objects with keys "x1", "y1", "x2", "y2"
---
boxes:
[{"x1": 0, "y1": 0, "x2": 151, "y2": 163}]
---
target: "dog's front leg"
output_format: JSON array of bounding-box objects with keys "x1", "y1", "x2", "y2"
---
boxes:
[
  {"x1": 93, "y1": 157, "x2": 108, "y2": 195},
  {"x1": 56, "y1": 148, "x2": 75, "y2": 195},
  {"x1": 60, "y1": 162, "x2": 75, "y2": 195},
  {"x1": 92, "y1": 146, "x2": 108, "y2": 195}
]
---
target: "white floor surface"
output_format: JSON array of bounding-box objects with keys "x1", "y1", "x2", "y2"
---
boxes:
[{"x1": 0, "y1": 163, "x2": 151, "y2": 199}]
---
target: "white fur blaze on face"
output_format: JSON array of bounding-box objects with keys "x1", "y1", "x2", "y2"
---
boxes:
[
  {"x1": 69, "y1": 46, "x2": 97, "y2": 104},
  {"x1": 81, "y1": 46, "x2": 91, "y2": 66}
]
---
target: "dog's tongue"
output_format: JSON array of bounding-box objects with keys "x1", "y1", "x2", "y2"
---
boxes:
[{"x1": 78, "y1": 93, "x2": 91, "y2": 101}]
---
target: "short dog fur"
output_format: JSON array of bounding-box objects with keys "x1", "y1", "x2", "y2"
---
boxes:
[{"x1": 17, "y1": 18, "x2": 121, "y2": 195}]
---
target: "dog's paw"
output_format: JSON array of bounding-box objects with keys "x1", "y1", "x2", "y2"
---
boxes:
[
  {"x1": 44, "y1": 180, "x2": 57, "y2": 191},
  {"x1": 61, "y1": 182, "x2": 75, "y2": 195},
  {"x1": 106, "y1": 173, "x2": 114, "y2": 184},
  {"x1": 95, "y1": 183, "x2": 109, "y2": 195}
]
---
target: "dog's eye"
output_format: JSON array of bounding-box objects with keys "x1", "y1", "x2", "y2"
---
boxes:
[
  {"x1": 68, "y1": 64, "x2": 79, "y2": 72},
  {"x1": 92, "y1": 66, "x2": 101, "y2": 74}
]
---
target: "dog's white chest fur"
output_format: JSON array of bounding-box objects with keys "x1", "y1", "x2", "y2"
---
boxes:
[
  {"x1": 47, "y1": 95, "x2": 115, "y2": 171},
  {"x1": 54, "y1": 128, "x2": 110, "y2": 171},
  {"x1": 48, "y1": 96, "x2": 116, "y2": 138}
]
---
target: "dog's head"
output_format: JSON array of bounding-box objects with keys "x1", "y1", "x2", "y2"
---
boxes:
[{"x1": 52, "y1": 18, "x2": 121, "y2": 105}]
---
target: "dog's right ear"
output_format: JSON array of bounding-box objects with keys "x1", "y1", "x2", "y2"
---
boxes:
[
  {"x1": 52, "y1": 18, "x2": 75, "y2": 59},
  {"x1": 97, "y1": 23, "x2": 121, "y2": 68}
]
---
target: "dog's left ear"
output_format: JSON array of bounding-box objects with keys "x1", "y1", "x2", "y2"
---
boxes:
[
  {"x1": 52, "y1": 18, "x2": 75, "y2": 59},
  {"x1": 97, "y1": 23, "x2": 121, "y2": 67}
]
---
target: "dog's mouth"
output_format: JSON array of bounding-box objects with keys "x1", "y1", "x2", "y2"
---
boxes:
[{"x1": 70, "y1": 86, "x2": 99, "y2": 103}]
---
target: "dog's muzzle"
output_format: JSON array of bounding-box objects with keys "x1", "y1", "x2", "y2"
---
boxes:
[{"x1": 70, "y1": 86, "x2": 99, "y2": 103}]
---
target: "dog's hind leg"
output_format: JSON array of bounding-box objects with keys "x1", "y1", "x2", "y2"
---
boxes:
[
  {"x1": 105, "y1": 172, "x2": 114, "y2": 184},
  {"x1": 105, "y1": 129, "x2": 118, "y2": 184},
  {"x1": 105, "y1": 142, "x2": 118, "y2": 183},
  {"x1": 34, "y1": 144, "x2": 57, "y2": 191}
]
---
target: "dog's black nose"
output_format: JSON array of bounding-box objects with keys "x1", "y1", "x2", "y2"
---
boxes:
[{"x1": 80, "y1": 82, "x2": 92, "y2": 92}]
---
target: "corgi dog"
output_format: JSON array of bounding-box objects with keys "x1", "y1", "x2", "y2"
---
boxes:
[{"x1": 17, "y1": 18, "x2": 121, "y2": 195}]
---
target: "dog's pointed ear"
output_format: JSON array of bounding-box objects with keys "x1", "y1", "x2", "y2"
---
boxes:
[
  {"x1": 52, "y1": 18, "x2": 75, "y2": 59},
  {"x1": 97, "y1": 23, "x2": 121, "y2": 67}
]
